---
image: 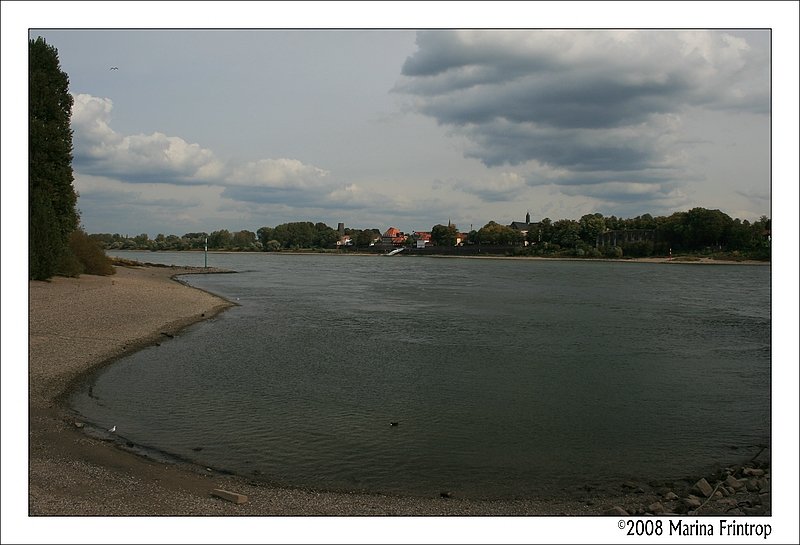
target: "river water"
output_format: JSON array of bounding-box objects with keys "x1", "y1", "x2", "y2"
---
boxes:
[{"x1": 70, "y1": 251, "x2": 771, "y2": 499}]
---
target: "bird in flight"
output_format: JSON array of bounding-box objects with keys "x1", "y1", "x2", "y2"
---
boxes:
[{"x1": 109, "y1": 66, "x2": 118, "y2": 71}]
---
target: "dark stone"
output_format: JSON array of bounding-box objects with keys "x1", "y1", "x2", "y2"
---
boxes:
[{"x1": 606, "y1": 506, "x2": 629, "y2": 516}]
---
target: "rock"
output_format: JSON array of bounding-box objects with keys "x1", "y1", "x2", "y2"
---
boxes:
[
  {"x1": 713, "y1": 491, "x2": 723, "y2": 499},
  {"x1": 742, "y1": 506, "x2": 765, "y2": 515},
  {"x1": 746, "y1": 479, "x2": 760, "y2": 492},
  {"x1": 684, "y1": 496, "x2": 702, "y2": 509},
  {"x1": 647, "y1": 501, "x2": 666, "y2": 514},
  {"x1": 756, "y1": 478, "x2": 769, "y2": 493},
  {"x1": 664, "y1": 491, "x2": 679, "y2": 501},
  {"x1": 211, "y1": 488, "x2": 248, "y2": 504},
  {"x1": 605, "y1": 505, "x2": 629, "y2": 516},
  {"x1": 694, "y1": 477, "x2": 714, "y2": 498},
  {"x1": 439, "y1": 491, "x2": 452, "y2": 498},
  {"x1": 622, "y1": 480, "x2": 638, "y2": 489},
  {"x1": 73, "y1": 422, "x2": 84, "y2": 428},
  {"x1": 743, "y1": 467, "x2": 765, "y2": 477},
  {"x1": 725, "y1": 475, "x2": 743, "y2": 489}
]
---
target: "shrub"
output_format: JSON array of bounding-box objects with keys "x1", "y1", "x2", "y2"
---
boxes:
[
  {"x1": 55, "y1": 249, "x2": 83, "y2": 277},
  {"x1": 66, "y1": 229, "x2": 115, "y2": 276}
]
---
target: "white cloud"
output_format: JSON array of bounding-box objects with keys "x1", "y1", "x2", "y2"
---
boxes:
[
  {"x1": 226, "y1": 158, "x2": 330, "y2": 189},
  {"x1": 72, "y1": 93, "x2": 225, "y2": 184},
  {"x1": 72, "y1": 93, "x2": 335, "y2": 202}
]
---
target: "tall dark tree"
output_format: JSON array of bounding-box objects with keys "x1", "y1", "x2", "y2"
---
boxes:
[{"x1": 29, "y1": 37, "x2": 79, "y2": 279}]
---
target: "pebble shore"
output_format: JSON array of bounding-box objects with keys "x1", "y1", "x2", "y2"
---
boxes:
[{"x1": 27, "y1": 264, "x2": 770, "y2": 517}]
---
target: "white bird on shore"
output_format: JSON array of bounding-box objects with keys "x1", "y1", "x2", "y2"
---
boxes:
[{"x1": 109, "y1": 425, "x2": 116, "y2": 433}]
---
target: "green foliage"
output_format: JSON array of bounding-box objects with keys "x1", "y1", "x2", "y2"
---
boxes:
[
  {"x1": 29, "y1": 37, "x2": 79, "y2": 280},
  {"x1": 66, "y1": 229, "x2": 115, "y2": 275},
  {"x1": 579, "y1": 213, "x2": 606, "y2": 244},
  {"x1": 551, "y1": 219, "x2": 580, "y2": 247},
  {"x1": 431, "y1": 223, "x2": 459, "y2": 246},
  {"x1": 255, "y1": 222, "x2": 339, "y2": 250},
  {"x1": 354, "y1": 229, "x2": 379, "y2": 247},
  {"x1": 476, "y1": 221, "x2": 523, "y2": 245}
]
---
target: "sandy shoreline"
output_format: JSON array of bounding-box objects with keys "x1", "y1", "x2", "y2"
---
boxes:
[{"x1": 27, "y1": 264, "x2": 770, "y2": 517}]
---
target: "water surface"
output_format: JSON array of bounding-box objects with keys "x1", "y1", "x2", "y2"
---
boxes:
[{"x1": 72, "y1": 252, "x2": 770, "y2": 499}]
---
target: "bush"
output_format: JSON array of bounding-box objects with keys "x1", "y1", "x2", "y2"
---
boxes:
[
  {"x1": 55, "y1": 249, "x2": 83, "y2": 277},
  {"x1": 65, "y1": 229, "x2": 115, "y2": 276},
  {"x1": 603, "y1": 246, "x2": 623, "y2": 258}
]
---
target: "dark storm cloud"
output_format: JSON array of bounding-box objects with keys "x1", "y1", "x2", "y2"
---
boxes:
[
  {"x1": 411, "y1": 71, "x2": 690, "y2": 130},
  {"x1": 397, "y1": 30, "x2": 770, "y2": 199},
  {"x1": 461, "y1": 119, "x2": 657, "y2": 170}
]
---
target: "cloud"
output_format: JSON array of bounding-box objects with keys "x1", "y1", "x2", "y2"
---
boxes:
[
  {"x1": 71, "y1": 93, "x2": 334, "y2": 202},
  {"x1": 455, "y1": 171, "x2": 527, "y2": 202},
  {"x1": 72, "y1": 94, "x2": 225, "y2": 184},
  {"x1": 396, "y1": 30, "x2": 769, "y2": 205},
  {"x1": 226, "y1": 159, "x2": 330, "y2": 189}
]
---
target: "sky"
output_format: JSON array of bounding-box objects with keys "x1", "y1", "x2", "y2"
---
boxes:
[{"x1": 24, "y1": 26, "x2": 773, "y2": 237}]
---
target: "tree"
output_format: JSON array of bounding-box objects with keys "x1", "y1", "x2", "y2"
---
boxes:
[
  {"x1": 257, "y1": 227, "x2": 275, "y2": 249},
  {"x1": 551, "y1": 219, "x2": 581, "y2": 247},
  {"x1": 313, "y1": 223, "x2": 339, "y2": 248},
  {"x1": 579, "y1": 213, "x2": 606, "y2": 245},
  {"x1": 431, "y1": 223, "x2": 458, "y2": 246},
  {"x1": 29, "y1": 37, "x2": 79, "y2": 280},
  {"x1": 355, "y1": 229, "x2": 380, "y2": 248},
  {"x1": 476, "y1": 221, "x2": 523, "y2": 245},
  {"x1": 232, "y1": 229, "x2": 256, "y2": 249},
  {"x1": 684, "y1": 207, "x2": 732, "y2": 250},
  {"x1": 208, "y1": 229, "x2": 232, "y2": 249}
]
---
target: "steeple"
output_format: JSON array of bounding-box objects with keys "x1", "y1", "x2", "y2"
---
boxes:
[{"x1": 525, "y1": 211, "x2": 531, "y2": 224}]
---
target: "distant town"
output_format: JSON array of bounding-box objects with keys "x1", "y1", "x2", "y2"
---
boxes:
[{"x1": 90, "y1": 207, "x2": 771, "y2": 261}]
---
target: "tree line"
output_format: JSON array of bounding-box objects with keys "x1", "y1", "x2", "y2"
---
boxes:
[
  {"x1": 91, "y1": 223, "x2": 383, "y2": 252},
  {"x1": 89, "y1": 208, "x2": 770, "y2": 261},
  {"x1": 465, "y1": 209, "x2": 770, "y2": 260}
]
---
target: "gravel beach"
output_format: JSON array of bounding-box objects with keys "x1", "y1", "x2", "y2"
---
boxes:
[{"x1": 27, "y1": 264, "x2": 771, "y2": 519}]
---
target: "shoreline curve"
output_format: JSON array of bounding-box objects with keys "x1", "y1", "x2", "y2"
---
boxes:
[{"x1": 28, "y1": 264, "x2": 769, "y2": 516}]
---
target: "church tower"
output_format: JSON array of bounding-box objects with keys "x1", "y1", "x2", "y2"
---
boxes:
[{"x1": 525, "y1": 211, "x2": 531, "y2": 225}]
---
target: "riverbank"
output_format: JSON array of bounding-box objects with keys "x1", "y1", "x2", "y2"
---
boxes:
[{"x1": 27, "y1": 264, "x2": 770, "y2": 517}]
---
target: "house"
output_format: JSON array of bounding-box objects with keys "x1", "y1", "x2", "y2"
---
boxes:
[
  {"x1": 382, "y1": 227, "x2": 407, "y2": 246},
  {"x1": 412, "y1": 231, "x2": 432, "y2": 247}
]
